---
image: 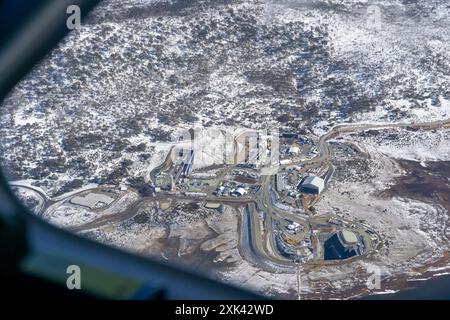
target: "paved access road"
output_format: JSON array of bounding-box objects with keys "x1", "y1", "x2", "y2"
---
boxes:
[{"x1": 15, "y1": 117, "x2": 450, "y2": 269}]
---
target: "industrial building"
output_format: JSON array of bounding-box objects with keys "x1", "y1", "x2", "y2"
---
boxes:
[
  {"x1": 181, "y1": 149, "x2": 195, "y2": 176},
  {"x1": 287, "y1": 145, "x2": 300, "y2": 155},
  {"x1": 275, "y1": 174, "x2": 284, "y2": 192},
  {"x1": 297, "y1": 175, "x2": 325, "y2": 195},
  {"x1": 231, "y1": 187, "x2": 247, "y2": 197},
  {"x1": 323, "y1": 229, "x2": 362, "y2": 261},
  {"x1": 340, "y1": 229, "x2": 358, "y2": 245}
]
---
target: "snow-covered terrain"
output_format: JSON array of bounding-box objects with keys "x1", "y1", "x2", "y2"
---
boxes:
[
  {"x1": 1, "y1": 0, "x2": 449, "y2": 196},
  {"x1": 0, "y1": 0, "x2": 449, "y2": 299}
]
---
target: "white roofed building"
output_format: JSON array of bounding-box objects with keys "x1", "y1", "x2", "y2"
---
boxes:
[
  {"x1": 231, "y1": 187, "x2": 247, "y2": 197},
  {"x1": 297, "y1": 175, "x2": 325, "y2": 195}
]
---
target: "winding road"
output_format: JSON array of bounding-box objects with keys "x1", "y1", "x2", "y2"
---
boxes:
[{"x1": 13, "y1": 117, "x2": 450, "y2": 270}]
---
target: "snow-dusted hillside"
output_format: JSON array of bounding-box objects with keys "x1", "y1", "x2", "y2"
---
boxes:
[
  {"x1": 1, "y1": 0, "x2": 449, "y2": 195},
  {"x1": 1, "y1": 0, "x2": 450, "y2": 299}
]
